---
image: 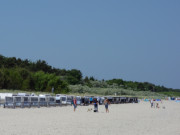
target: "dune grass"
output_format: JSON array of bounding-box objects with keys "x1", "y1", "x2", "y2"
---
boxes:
[
  {"x1": 69, "y1": 85, "x2": 168, "y2": 99},
  {"x1": 1, "y1": 85, "x2": 175, "y2": 99}
]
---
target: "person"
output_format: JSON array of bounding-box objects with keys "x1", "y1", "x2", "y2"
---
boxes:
[
  {"x1": 104, "y1": 98, "x2": 110, "y2": 113},
  {"x1": 150, "y1": 99, "x2": 153, "y2": 108},
  {"x1": 73, "y1": 97, "x2": 77, "y2": 112},
  {"x1": 153, "y1": 99, "x2": 156, "y2": 108},
  {"x1": 51, "y1": 87, "x2": 54, "y2": 93},
  {"x1": 93, "y1": 98, "x2": 98, "y2": 112},
  {"x1": 156, "y1": 102, "x2": 160, "y2": 108}
]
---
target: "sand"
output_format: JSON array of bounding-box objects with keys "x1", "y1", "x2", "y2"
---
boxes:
[{"x1": 0, "y1": 101, "x2": 179, "y2": 135}]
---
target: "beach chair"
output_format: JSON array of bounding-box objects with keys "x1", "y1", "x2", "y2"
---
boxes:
[
  {"x1": 76, "y1": 96, "x2": 81, "y2": 105},
  {"x1": 47, "y1": 96, "x2": 56, "y2": 106},
  {"x1": 83, "y1": 96, "x2": 90, "y2": 106},
  {"x1": 39, "y1": 96, "x2": 48, "y2": 107},
  {"x1": 61, "y1": 95, "x2": 67, "y2": 105},
  {"x1": 4, "y1": 96, "x2": 15, "y2": 108},
  {"x1": 120, "y1": 97, "x2": 126, "y2": 103},
  {"x1": 97, "y1": 97, "x2": 104, "y2": 105},
  {"x1": 22, "y1": 96, "x2": 31, "y2": 108},
  {"x1": 55, "y1": 95, "x2": 62, "y2": 106},
  {"x1": 113, "y1": 97, "x2": 119, "y2": 104},
  {"x1": 30, "y1": 96, "x2": 40, "y2": 108},
  {"x1": 14, "y1": 96, "x2": 23, "y2": 108},
  {"x1": 107, "y1": 97, "x2": 113, "y2": 103},
  {"x1": 67, "y1": 96, "x2": 73, "y2": 105}
]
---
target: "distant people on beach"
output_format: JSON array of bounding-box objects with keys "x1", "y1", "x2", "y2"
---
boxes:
[
  {"x1": 156, "y1": 102, "x2": 160, "y2": 108},
  {"x1": 73, "y1": 97, "x2": 77, "y2": 112},
  {"x1": 150, "y1": 99, "x2": 161, "y2": 109},
  {"x1": 93, "y1": 98, "x2": 98, "y2": 112},
  {"x1": 150, "y1": 99, "x2": 154, "y2": 108},
  {"x1": 153, "y1": 99, "x2": 156, "y2": 108},
  {"x1": 104, "y1": 98, "x2": 110, "y2": 113}
]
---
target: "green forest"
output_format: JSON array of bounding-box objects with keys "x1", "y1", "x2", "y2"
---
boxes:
[{"x1": 0, "y1": 54, "x2": 180, "y2": 97}]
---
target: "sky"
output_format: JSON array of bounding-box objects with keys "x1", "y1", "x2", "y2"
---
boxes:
[{"x1": 0, "y1": 0, "x2": 180, "y2": 89}]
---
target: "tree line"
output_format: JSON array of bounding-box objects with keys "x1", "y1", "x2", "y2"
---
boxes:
[
  {"x1": 82, "y1": 77, "x2": 180, "y2": 93},
  {"x1": 0, "y1": 54, "x2": 82, "y2": 84},
  {"x1": 0, "y1": 54, "x2": 179, "y2": 94},
  {"x1": 106, "y1": 79, "x2": 175, "y2": 92},
  {"x1": 0, "y1": 54, "x2": 82, "y2": 93},
  {"x1": 0, "y1": 68, "x2": 69, "y2": 93}
]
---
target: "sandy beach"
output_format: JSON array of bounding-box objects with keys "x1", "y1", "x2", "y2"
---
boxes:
[{"x1": 0, "y1": 101, "x2": 179, "y2": 135}]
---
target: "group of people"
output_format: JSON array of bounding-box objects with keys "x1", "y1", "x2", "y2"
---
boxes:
[
  {"x1": 150, "y1": 99, "x2": 160, "y2": 108},
  {"x1": 72, "y1": 98, "x2": 110, "y2": 113}
]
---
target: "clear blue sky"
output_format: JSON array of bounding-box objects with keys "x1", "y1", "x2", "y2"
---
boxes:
[{"x1": 0, "y1": 0, "x2": 180, "y2": 89}]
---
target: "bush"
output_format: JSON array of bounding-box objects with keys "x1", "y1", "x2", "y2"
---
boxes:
[{"x1": 69, "y1": 85, "x2": 167, "y2": 98}]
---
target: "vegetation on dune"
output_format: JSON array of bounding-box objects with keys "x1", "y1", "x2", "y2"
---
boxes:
[
  {"x1": 158, "y1": 91, "x2": 180, "y2": 97},
  {"x1": 69, "y1": 85, "x2": 166, "y2": 99},
  {"x1": 0, "y1": 54, "x2": 82, "y2": 94},
  {"x1": 0, "y1": 54, "x2": 179, "y2": 97},
  {"x1": 0, "y1": 68, "x2": 69, "y2": 94}
]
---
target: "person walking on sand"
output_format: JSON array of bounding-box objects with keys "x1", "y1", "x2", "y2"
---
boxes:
[
  {"x1": 73, "y1": 97, "x2": 77, "y2": 112},
  {"x1": 150, "y1": 99, "x2": 153, "y2": 108},
  {"x1": 104, "y1": 98, "x2": 110, "y2": 113},
  {"x1": 153, "y1": 99, "x2": 156, "y2": 108}
]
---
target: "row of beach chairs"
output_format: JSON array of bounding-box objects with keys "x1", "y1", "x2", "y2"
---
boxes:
[
  {"x1": 4, "y1": 95, "x2": 56, "y2": 108},
  {"x1": 0, "y1": 93, "x2": 138, "y2": 109}
]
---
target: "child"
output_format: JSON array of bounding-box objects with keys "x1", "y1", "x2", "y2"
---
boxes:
[{"x1": 156, "y1": 103, "x2": 160, "y2": 108}]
